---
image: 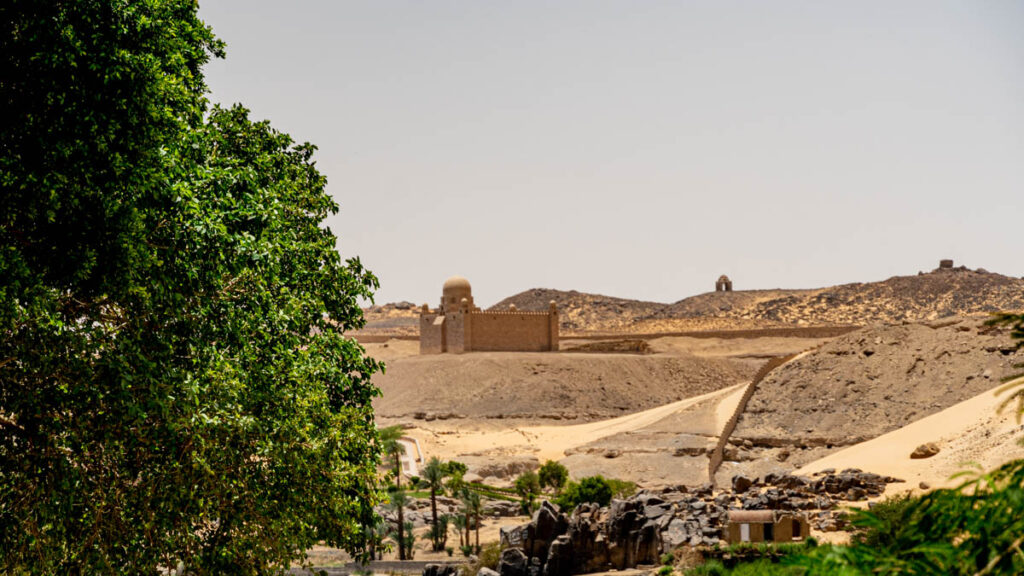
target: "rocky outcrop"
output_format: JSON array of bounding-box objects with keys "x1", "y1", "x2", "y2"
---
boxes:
[
  {"x1": 422, "y1": 564, "x2": 459, "y2": 576},
  {"x1": 498, "y1": 470, "x2": 902, "y2": 576},
  {"x1": 911, "y1": 442, "x2": 940, "y2": 459}
]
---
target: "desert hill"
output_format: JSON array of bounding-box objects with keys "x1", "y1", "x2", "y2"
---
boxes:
[
  {"x1": 490, "y1": 289, "x2": 670, "y2": 334},
  {"x1": 708, "y1": 315, "x2": 1024, "y2": 485},
  {"x1": 359, "y1": 265, "x2": 1024, "y2": 337},
  {"x1": 370, "y1": 339, "x2": 755, "y2": 422},
  {"x1": 491, "y1": 266, "x2": 1024, "y2": 334},
  {"x1": 736, "y1": 316, "x2": 1023, "y2": 447}
]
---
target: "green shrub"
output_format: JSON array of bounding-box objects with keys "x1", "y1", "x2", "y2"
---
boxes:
[
  {"x1": 851, "y1": 492, "x2": 915, "y2": 548},
  {"x1": 554, "y1": 475, "x2": 614, "y2": 511},
  {"x1": 658, "y1": 565, "x2": 675, "y2": 576},
  {"x1": 538, "y1": 460, "x2": 569, "y2": 493},
  {"x1": 606, "y1": 477, "x2": 637, "y2": 499},
  {"x1": 661, "y1": 552, "x2": 675, "y2": 565}
]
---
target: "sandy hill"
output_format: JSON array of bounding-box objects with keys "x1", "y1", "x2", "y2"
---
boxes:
[
  {"x1": 734, "y1": 316, "x2": 1023, "y2": 452},
  {"x1": 359, "y1": 265, "x2": 1024, "y2": 337},
  {"x1": 369, "y1": 340, "x2": 755, "y2": 422}
]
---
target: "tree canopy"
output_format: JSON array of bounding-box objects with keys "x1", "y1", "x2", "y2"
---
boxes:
[{"x1": 1, "y1": 2, "x2": 382, "y2": 573}]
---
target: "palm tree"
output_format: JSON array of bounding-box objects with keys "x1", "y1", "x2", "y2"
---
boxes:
[
  {"x1": 422, "y1": 457, "x2": 447, "y2": 551},
  {"x1": 378, "y1": 425, "x2": 406, "y2": 489},
  {"x1": 387, "y1": 489, "x2": 409, "y2": 560},
  {"x1": 452, "y1": 513, "x2": 467, "y2": 548},
  {"x1": 462, "y1": 490, "x2": 483, "y2": 553},
  {"x1": 363, "y1": 516, "x2": 389, "y2": 561}
]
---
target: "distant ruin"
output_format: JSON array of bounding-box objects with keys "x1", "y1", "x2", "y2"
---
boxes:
[
  {"x1": 419, "y1": 276, "x2": 559, "y2": 354},
  {"x1": 939, "y1": 259, "x2": 954, "y2": 269},
  {"x1": 715, "y1": 275, "x2": 733, "y2": 292}
]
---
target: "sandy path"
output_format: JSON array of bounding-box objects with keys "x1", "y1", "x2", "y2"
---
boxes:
[
  {"x1": 410, "y1": 382, "x2": 748, "y2": 463},
  {"x1": 797, "y1": 377, "x2": 1024, "y2": 491},
  {"x1": 523, "y1": 382, "x2": 748, "y2": 461}
]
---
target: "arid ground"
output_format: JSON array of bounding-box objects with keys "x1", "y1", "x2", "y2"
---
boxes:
[{"x1": 342, "y1": 265, "x2": 1024, "y2": 563}]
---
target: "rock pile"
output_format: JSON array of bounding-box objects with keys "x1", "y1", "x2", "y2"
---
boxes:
[{"x1": 497, "y1": 469, "x2": 902, "y2": 576}]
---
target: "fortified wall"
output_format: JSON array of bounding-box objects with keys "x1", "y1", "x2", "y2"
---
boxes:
[{"x1": 419, "y1": 276, "x2": 559, "y2": 354}]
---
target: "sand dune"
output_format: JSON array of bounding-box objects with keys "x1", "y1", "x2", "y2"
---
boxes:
[
  {"x1": 797, "y1": 377, "x2": 1024, "y2": 492},
  {"x1": 405, "y1": 382, "x2": 747, "y2": 471}
]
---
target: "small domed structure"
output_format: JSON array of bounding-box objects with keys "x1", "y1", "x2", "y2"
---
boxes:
[
  {"x1": 442, "y1": 275, "x2": 473, "y2": 310},
  {"x1": 716, "y1": 275, "x2": 733, "y2": 292}
]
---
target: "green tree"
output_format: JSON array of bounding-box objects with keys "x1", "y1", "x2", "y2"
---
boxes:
[
  {"x1": 453, "y1": 513, "x2": 468, "y2": 549},
  {"x1": 555, "y1": 475, "x2": 615, "y2": 511},
  {"x1": 423, "y1": 514, "x2": 450, "y2": 551},
  {"x1": 387, "y1": 490, "x2": 410, "y2": 561},
  {"x1": 538, "y1": 460, "x2": 569, "y2": 494},
  {"x1": 422, "y1": 457, "x2": 448, "y2": 551},
  {"x1": 1, "y1": 2, "x2": 383, "y2": 573},
  {"x1": 515, "y1": 470, "x2": 542, "y2": 513},
  {"x1": 462, "y1": 491, "x2": 484, "y2": 553},
  {"x1": 379, "y1": 425, "x2": 407, "y2": 489}
]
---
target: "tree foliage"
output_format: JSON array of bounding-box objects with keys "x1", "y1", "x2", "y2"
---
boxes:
[
  {"x1": 515, "y1": 470, "x2": 542, "y2": 513},
  {"x1": 555, "y1": 475, "x2": 615, "y2": 511},
  {"x1": 422, "y1": 457, "x2": 449, "y2": 551},
  {"x1": 538, "y1": 460, "x2": 569, "y2": 494},
  {"x1": 792, "y1": 459, "x2": 1024, "y2": 575},
  {"x1": 1, "y1": 2, "x2": 383, "y2": 573}
]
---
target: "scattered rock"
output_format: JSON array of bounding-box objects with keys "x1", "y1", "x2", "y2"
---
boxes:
[
  {"x1": 731, "y1": 475, "x2": 753, "y2": 493},
  {"x1": 422, "y1": 564, "x2": 458, "y2": 576},
  {"x1": 498, "y1": 547, "x2": 528, "y2": 576},
  {"x1": 911, "y1": 443, "x2": 940, "y2": 459}
]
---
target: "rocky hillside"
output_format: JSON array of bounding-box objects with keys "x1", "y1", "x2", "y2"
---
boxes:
[
  {"x1": 735, "y1": 316, "x2": 1024, "y2": 448},
  {"x1": 496, "y1": 266, "x2": 1024, "y2": 334},
  {"x1": 360, "y1": 265, "x2": 1024, "y2": 336},
  {"x1": 490, "y1": 289, "x2": 668, "y2": 334}
]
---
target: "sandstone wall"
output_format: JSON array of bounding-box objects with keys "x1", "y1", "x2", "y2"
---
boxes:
[
  {"x1": 447, "y1": 311, "x2": 468, "y2": 353},
  {"x1": 419, "y1": 314, "x2": 445, "y2": 354},
  {"x1": 469, "y1": 311, "x2": 555, "y2": 352}
]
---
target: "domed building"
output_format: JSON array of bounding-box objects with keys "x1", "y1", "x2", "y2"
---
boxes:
[
  {"x1": 715, "y1": 275, "x2": 733, "y2": 292},
  {"x1": 419, "y1": 276, "x2": 559, "y2": 354}
]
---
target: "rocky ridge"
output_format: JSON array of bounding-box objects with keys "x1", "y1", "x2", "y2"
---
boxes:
[
  {"x1": 734, "y1": 316, "x2": 1024, "y2": 450},
  {"x1": 362, "y1": 265, "x2": 1024, "y2": 336},
  {"x1": 494, "y1": 267, "x2": 1024, "y2": 334},
  {"x1": 496, "y1": 469, "x2": 901, "y2": 576}
]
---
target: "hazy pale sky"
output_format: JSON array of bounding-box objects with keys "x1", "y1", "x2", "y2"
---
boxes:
[{"x1": 198, "y1": 1, "x2": 1023, "y2": 307}]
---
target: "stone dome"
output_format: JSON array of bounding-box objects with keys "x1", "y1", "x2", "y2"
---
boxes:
[
  {"x1": 442, "y1": 275, "x2": 473, "y2": 308},
  {"x1": 443, "y1": 275, "x2": 472, "y2": 292}
]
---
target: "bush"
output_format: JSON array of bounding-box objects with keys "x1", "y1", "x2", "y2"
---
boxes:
[
  {"x1": 658, "y1": 566, "x2": 675, "y2": 576},
  {"x1": 539, "y1": 460, "x2": 569, "y2": 493},
  {"x1": 554, "y1": 475, "x2": 614, "y2": 511},
  {"x1": 683, "y1": 559, "x2": 799, "y2": 576},
  {"x1": 472, "y1": 542, "x2": 503, "y2": 573},
  {"x1": 607, "y1": 477, "x2": 638, "y2": 499},
  {"x1": 852, "y1": 493, "x2": 915, "y2": 548}
]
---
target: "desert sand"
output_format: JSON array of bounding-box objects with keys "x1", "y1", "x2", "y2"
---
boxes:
[{"x1": 797, "y1": 376, "x2": 1024, "y2": 492}]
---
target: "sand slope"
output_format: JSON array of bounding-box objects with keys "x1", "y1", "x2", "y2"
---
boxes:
[{"x1": 797, "y1": 377, "x2": 1024, "y2": 491}]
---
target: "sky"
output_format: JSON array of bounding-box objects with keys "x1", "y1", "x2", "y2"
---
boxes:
[{"x1": 197, "y1": 1, "x2": 1024, "y2": 308}]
